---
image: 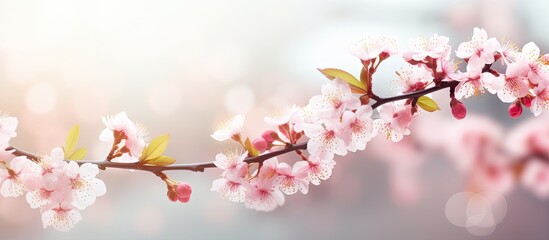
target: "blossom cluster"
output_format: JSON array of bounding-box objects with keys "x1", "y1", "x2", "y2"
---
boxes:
[
  {"x1": 210, "y1": 27, "x2": 548, "y2": 211},
  {"x1": 451, "y1": 28, "x2": 549, "y2": 117},
  {"x1": 0, "y1": 114, "x2": 105, "y2": 232},
  {"x1": 0, "y1": 110, "x2": 196, "y2": 231}
]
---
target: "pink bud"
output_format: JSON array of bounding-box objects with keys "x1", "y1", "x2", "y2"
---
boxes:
[
  {"x1": 176, "y1": 182, "x2": 193, "y2": 199},
  {"x1": 178, "y1": 196, "x2": 191, "y2": 203},
  {"x1": 261, "y1": 130, "x2": 278, "y2": 143},
  {"x1": 521, "y1": 96, "x2": 533, "y2": 108},
  {"x1": 450, "y1": 98, "x2": 467, "y2": 120},
  {"x1": 252, "y1": 137, "x2": 268, "y2": 152},
  {"x1": 508, "y1": 102, "x2": 522, "y2": 118},
  {"x1": 166, "y1": 181, "x2": 192, "y2": 203}
]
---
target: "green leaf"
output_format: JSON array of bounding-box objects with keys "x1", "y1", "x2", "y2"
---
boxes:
[
  {"x1": 68, "y1": 148, "x2": 87, "y2": 160},
  {"x1": 417, "y1": 96, "x2": 441, "y2": 112},
  {"x1": 244, "y1": 137, "x2": 259, "y2": 157},
  {"x1": 146, "y1": 155, "x2": 176, "y2": 166},
  {"x1": 144, "y1": 134, "x2": 170, "y2": 161},
  {"x1": 317, "y1": 68, "x2": 366, "y2": 91},
  {"x1": 64, "y1": 125, "x2": 80, "y2": 158}
]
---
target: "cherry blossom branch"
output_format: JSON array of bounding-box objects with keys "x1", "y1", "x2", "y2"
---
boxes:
[
  {"x1": 371, "y1": 81, "x2": 459, "y2": 109},
  {"x1": 7, "y1": 142, "x2": 308, "y2": 173}
]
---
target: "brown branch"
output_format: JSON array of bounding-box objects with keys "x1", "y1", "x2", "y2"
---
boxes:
[
  {"x1": 371, "y1": 81, "x2": 459, "y2": 109},
  {"x1": 7, "y1": 142, "x2": 308, "y2": 174}
]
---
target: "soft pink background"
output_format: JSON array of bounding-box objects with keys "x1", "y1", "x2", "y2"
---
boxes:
[{"x1": 0, "y1": 0, "x2": 547, "y2": 239}]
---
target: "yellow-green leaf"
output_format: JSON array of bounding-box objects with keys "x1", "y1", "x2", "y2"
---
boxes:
[
  {"x1": 359, "y1": 67, "x2": 369, "y2": 89},
  {"x1": 144, "y1": 134, "x2": 170, "y2": 161},
  {"x1": 417, "y1": 96, "x2": 440, "y2": 112},
  {"x1": 68, "y1": 148, "x2": 87, "y2": 160},
  {"x1": 64, "y1": 125, "x2": 80, "y2": 158},
  {"x1": 317, "y1": 68, "x2": 366, "y2": 90},
  {"x1": 244, "y1": 138, "x2": 259, "y2": 157},
  {"x1": 146, "y1": 155, "x2": 176, "y2": 166},
  {"x1": 139, "y1": 144, "x2": 149, "y2": 162}
]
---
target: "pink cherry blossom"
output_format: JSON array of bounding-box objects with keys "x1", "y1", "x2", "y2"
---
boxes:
[
  {"x1": 211, "y1": 151, "x2": 250, "y2": 202},
  {"x1": 264, "y1": 105, "x2": 300, "y2": 126},
  {"x1": 350, "y1": 36, "x2": 398, "y2": 61},
  {"x1": 404, "y1": 34, "x2": 451, "y2": 62},
  {"x1": 308, "y1": 79, "x2": 360, "y2": 119},
  {"x1": 26, "y1": 187, "x2": 54, "y2": 209},
  {"x1": 213, "y1": 151, "x2": 248, "y2": 178},
  {"x1": 41, "y1": 202, "x2": 82, "y2": 232},
  {"x1": 396, "y1": 65, "x2": 433, "y2": 94},
  {"x1": 292, "y1": 105, "x2": 319, "y2": 133},
  {"x1": 0, "y1": 114, "x2": 18, "y2": 144},
  {"x1": 63, "y1": 161, "x2": 106, "y2": 210},
  {"x1": 211, "y1": 114, "x2": 245, "y2": 142},
  {"x1": 275, "y1": 162, "x2": 309, "y2": 195},
  {"x1": 515, "y1": 42, "x2": 549, "y2": 85},
  {"x1": 0, "y1": 156, "x2": 39, "y2": 197},
  {"x1": 245, "y1": 177, "x2": 284, "y2": 212},
  {"x1": 304, "y1": 120, "x2": 347, "y2": 158},
  {"x1": 521, "y1": 160, "x2": 549, "y2": 199},
  {"x1": 294, "y1": 154, "x2": 336, "y2": 186},
  {"x1": 531, "y1": 84, "x2": 549, "y2": 116},
  {"x1": 373, "y1": 103, "x2": 413, "y2": 142},
  {"x1": 454, "y1": 57, "x2": 505, "y2": 99},
  {"x1": 24, "y1": 149, "x2": 70, "y2": 209},
  {"x1": 258, "y1": 157, "x2": 279, "y2": 180},
  {"x1": 211, "y1": 173, "x2": 248, "y2": 203},
  {"x1": 455, "y1": 27, "x2": 500, "y2": 65},
  {"x1": 496, "y1": 63, "x2": 530, "y2": 103},
  {"x1": 339, "y1": 106, "x2": 374, "y2": 152},
  {"x1": 100, "y1": 112, "x2": 147, "y2": 162},
  {"x1": 496, "y1": 41, "x2": 518, "y2": 65},
  {"x1": 38, "y1": 147, "x2": 69, "y2": 191}
]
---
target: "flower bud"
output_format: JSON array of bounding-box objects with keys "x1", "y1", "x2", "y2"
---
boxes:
[
  {"x1": 360, "y1": 94, "x2": 370, "y2": 105},
  {"x1": 508, "y1": 102, "x2": 522, "y2": 118},
  {"x1": 450, "y1": 98, "x2": 466, "y2": 120},
  {"x1": 167, "y1": 189, "x2": 178, "y2": 202},
  {"x1": 261, "y1": 130, "x2": 278, "y2": 143},
  {"x1": 167, "y1": 181, "x2": 193, "y2": 203},
  {"x1": 252, "y1": 137, "x2": 268, "y2": 152},
  {"x1": 521, "y1": 96, "x2": 533, "y2": 108},
  {"x1": 175, "y1": 182, "x2": 192, "y2": 203}
]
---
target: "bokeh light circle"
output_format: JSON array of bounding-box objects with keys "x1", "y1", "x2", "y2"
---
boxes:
[{"x1": 445, "y1": 191, "x2": 507, "y2": 236}]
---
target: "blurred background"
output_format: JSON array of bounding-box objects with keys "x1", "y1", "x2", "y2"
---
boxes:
[{"x1": 0, "y1": 0, "x2": 548, "y2": 239}]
